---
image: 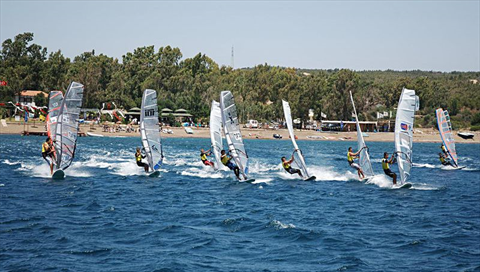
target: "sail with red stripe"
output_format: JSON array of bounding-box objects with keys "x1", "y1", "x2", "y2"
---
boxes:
[
  {"x1": 436, "y1": 108, "x2": 458, "y2": 167},
  {"x1": 47, "y1": 91, "x2": 64, "y2": 138}
]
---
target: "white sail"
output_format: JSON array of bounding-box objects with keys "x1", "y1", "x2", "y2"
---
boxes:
[
  {"x1": 282, "y1": 100, "x2": 311, "y2": 179},
  {"x1": 436, "y1": 108, "x2": 458, "y2": 167},
  {"x1": 349, "y1": 91, "x2": 374, "y2": 177},
  {"x1": 53, "y1": 82, "x2": 84, "y2": 171},
  {"x1": 220, "y1": 91, "x2": 249, "y2": 180},
  {"x1": 394, "y1": 88, "x2": 420, "y2": 184},
  {"x1": 140, "y1": 89, "x2": 163, "y2": 173},
  {"x1": 210, "y1": 100, "x2": 223, "y2": 170},
  {"x1": 47, "y1": 91, "x2": 64, "y2": 139}
]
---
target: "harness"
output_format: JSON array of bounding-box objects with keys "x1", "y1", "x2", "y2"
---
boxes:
[
  {"x1": 221, "y1": 155, "x2": 230, "y2": 165},
  {"x1": 382, "y1": 158, "x2": 390, "y2": 170},
  {"x1": 347, "y1": 152, "x2": 355, "y2": 165},
  {"x1": 439, "y1": 156, "x2": 446, "y2": 164},
  {"x1": 42, "y1": 142, "x2": 49, "y2": 153}
]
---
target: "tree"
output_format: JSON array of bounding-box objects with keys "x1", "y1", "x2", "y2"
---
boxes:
[{"x1": 34, "y1": 93, "x2": 47, "y2": 107}]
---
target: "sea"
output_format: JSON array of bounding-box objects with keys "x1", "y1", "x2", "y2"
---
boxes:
[{"x1": 1, "y1": 134, "x2": 479, "y2": 271}]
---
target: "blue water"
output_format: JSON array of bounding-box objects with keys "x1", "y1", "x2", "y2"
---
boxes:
[{"x1": 1, "y1": 134, "x2": 479, "y2": 271}]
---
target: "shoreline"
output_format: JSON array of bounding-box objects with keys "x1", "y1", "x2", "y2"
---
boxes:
[{"x1": 1, "y1": 121, "x2": 479, "y2": 143}]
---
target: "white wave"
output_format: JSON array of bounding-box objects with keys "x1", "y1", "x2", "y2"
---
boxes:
[
  {"x1": 269, "y1": 219, "x2": 296, "y2": 229},
  {"x1": 65, "y1": 162, "x2": 94, "y2": 177},
  {"x1": 308, "y1": 166, "x2": 357, "y2": 181},
  {"x1": 251, "y1": 178, "x2": 272, "y2": 184},
  {"x1": 180, "y1": 168, "x2": 225, "y2": 179},
  {"x1": 2, "y1": 159, "x2": 21, "y2": 166},
  {"x1": 163, "y1": 158, "x2": 189, "y2": 167},
  {"x1": 277, "y1": 170, "x2": 301, "y2": 180},
  {"x1": 413, "y1": 163, "x2": 437, "y2": 169},
  {"x1": 365, "y1": 174, "x2": 396, "y2": 188},
  {"x1": 249, "y1": 161, "x2": 279, "y2": 174},
  {"x1": 410, "y1": 183, "x2": 442, "y2": 190},
  {"x1": 366, "y1": 175, "x2": 442, "y2": 191},
  {"x1": 17, "y1": 160, "x2": 92, "y2": 178},
  {"x1": 111, "y1": 161, "x2": 145, "y2": 176},
  {"x1": 462, "y1": 167, "x2": 479, "y2": 171}
]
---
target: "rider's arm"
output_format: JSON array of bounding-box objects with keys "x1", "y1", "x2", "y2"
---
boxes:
[
  {"x1": 353, "y1": 147, "x2": 366, "y2": 156},
  {"x1": 388, "y1": 154, "x2": 395, "y2": 164},
  {"x1": 288, "y1": 155, "x2": 295, "y2": 164}
]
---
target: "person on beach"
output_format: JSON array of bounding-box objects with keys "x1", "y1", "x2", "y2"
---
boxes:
[
  {"x1": 135, "y1": 147, "x2": 149, "y2": 172},
  {"x1": 347, "y1": 147, "x2": 366, "y2": 179},
  {"x1": 200, "y1": 148, "x2": 214, "y2": 167},
  {"x1": 438, "y1": 153, "x2": 452, "y2": 166},
  {"x1": 281, "y1": 152, "x2": 303, "y2": 178},
  {"x1": 382, "y1": 152, "x2": 397, "y2": 185},
  {"x1": 41, "y1": 137, "x2": 56, "y2": 174},
  {"x1": 221, "y1": 150, "x2": 240, "y2": 179}
]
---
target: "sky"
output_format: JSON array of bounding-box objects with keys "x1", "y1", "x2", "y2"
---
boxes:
[{"x1": 1, "y1": 0, "x2": 479, "y2": 71}]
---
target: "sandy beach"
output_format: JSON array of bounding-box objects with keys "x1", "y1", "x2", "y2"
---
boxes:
[{"x1": 1, "y1": 120, "x2": 479, "y2": 143}]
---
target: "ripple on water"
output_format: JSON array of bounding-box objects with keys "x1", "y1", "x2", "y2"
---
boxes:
[{"x1": 0, "y1": 136, "x2": 479, "y2": 271}]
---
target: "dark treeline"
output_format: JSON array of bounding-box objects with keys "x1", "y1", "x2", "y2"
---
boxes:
[{"x1": 1, "y1": 33, "x2": 480, "y2": 129}]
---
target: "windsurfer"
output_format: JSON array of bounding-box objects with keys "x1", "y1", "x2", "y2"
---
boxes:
[
  {"x1": 42, "y1": 136, "x2": 56, "y2": 175},
  {"x1": 200, "y1": 148, "x2": 214, "y2": 167},
  {"x1": 382, "y1": 152, "x2": 397, "y2": 185},
  {"x1": 438, "y1": 153, "x2": 452, "y2": 166},
  {"x1": 135, "y1": 147, "x2": 149, "y2": 172},
  {"x1": 347, "y1": 147, "x2": 366, "y2": 179},
  {"x1": 281, "y1": 153, "x2": 303, "y2": 177},
  {"x1": 220, "y1": 150, "x2": 240, "y2": 179}
]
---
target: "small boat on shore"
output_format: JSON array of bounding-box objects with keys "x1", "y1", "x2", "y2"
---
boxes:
[
  {"x1": 86, "y1": 132, "x2": 104, "y2": 137},
  {"x1": 457, "y1": 132, "x2": 474, "y2": 140}
]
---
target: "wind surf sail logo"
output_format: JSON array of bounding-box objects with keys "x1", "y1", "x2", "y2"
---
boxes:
[{"x1": 401, "y1": 123, "x2": 408, "y2": 131}]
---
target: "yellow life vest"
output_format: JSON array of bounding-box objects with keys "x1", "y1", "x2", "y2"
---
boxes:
[
  {"x1": 347, "y1": 152, "x2": 355, "y2": 163},
  {"x1": 439, "y1": 156, "x2": 446, "y2": 163},
  {"x1": 382, "y1": 158, "x2": 390, "y2": 170},
  {"x1": 221, "y1": 155, "x2": 230, "y2": 165},
  {"x1": 282, "y1": 162, "x2": 291, "y2": 170},
  {"x1": 201, "y1": 153, "x2": 207, "y2": 161},
  {"x1": 42, "y1": 142, "x2": 49, "y2": 153},
  {"x1": 442, "y1": 145, "x2": 447, "y2": 153},
  {"x1": 136, "y1": 153, "x2": 142, "y2": 162}
]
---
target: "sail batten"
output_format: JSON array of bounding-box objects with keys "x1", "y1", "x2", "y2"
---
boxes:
[
  {"x1": 282, "y1": 100, "x2": 311, "y2": 179},
  {"x1": 140, "y1": 89, "x2": 163, "y2": 173},
  {"x1": 394, "y1": 88, "x2": 419, "y2": 184},
  {"x1": 220, "y1": 91, "x2": 249, "y2": 180},
  {"x1": 349, "y1": 91, "x2": 374, "y2": 177}
]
